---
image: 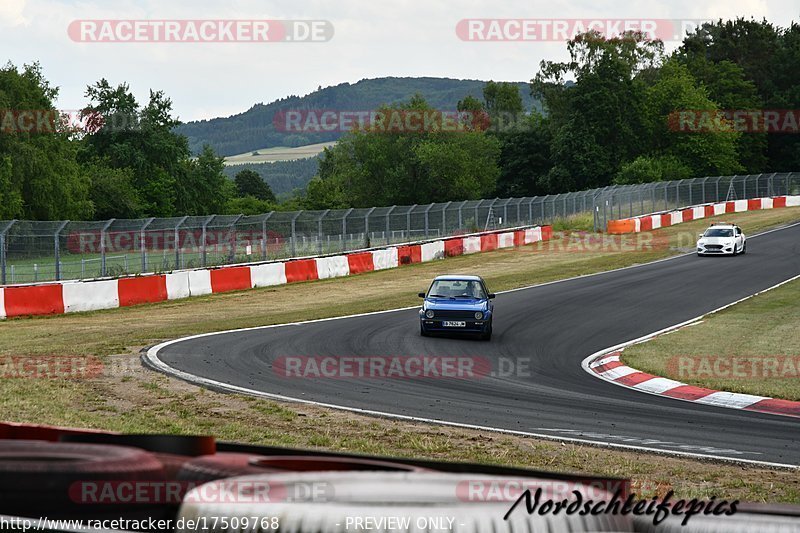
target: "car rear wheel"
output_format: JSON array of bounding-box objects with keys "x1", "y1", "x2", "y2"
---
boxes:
[{"x1": 741, "y1": 242, "x2": 747, "y2": 254}]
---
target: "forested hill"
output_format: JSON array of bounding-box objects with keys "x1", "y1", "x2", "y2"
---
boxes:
[{"x1": 176, "y1": 77, "x2": 538, "y2": 156}]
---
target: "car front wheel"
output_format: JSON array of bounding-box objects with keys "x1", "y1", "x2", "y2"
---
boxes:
[
  {"x1": 420, "y1": 323, "x2": 429, "y2": 337},
  {"x1": 480, "y1": 323, "x2": 492, "y2": 341}
]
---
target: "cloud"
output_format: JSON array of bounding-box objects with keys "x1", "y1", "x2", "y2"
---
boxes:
[
  {"x1": 2, "y1": 0, "x2": 797, "y2": 122},
  {"x1": 0, "y1": 0, "x2": 28, "y2": 26}
]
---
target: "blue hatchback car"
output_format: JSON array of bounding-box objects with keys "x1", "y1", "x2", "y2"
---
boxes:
[{"x1": 418, "y1": 275, "x2": 495, "y2": 340}]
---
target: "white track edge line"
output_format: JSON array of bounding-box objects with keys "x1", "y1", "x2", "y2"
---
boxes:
[{"x1": 143, "y1": 342, "x2": 797, "y2": 470}]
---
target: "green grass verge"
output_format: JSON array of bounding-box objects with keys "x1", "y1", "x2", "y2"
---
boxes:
[{"x1": 623, "y1": 277, "x2": 800, "y2": 401}]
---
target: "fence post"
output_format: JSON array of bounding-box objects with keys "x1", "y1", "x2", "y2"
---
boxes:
[
  {"x1": 317, "y1": 209, "x2": 330, "y2": 255},
  {"x1": 1, "y1": 220, "x2": 14, "y2": 285},
  {"x1": 140, "y1": 217, "x2": 154, "y2": 273},
  {"x1": 423, "y1": 204, "x2": 433, "y2": 238},
  {"x1": 261, "y1": 212, "x2": 274, "y2": 260},
  {"x1": 628, "y1": 191, "x2": 633, "y2": 218},
  {"x1": 172, "y1": 216, "x2": 187, "y2": 270},
  {"x1": 487, "y1": 198, "x2": 499, "y2": 229},
  {"x1": 227, "y1": 215, "x2": 243, "y2": 264},
  {"x1": 342, "y1": 208, "x2": 353, "y2": 251},
  {"x1": 201, "y1": 215, "x2": 213, "y2": 267},
  {"x1": 442, "y1": 201, "x2": 451, "y2": 236},
  {"x1": 100, "y1": 219, "x2": 114, "y2": 277},
  {"x1": 701, "y1": 177, "x2": 707, "y2": 203},
  {"x1": 364, "y1": 207, "x2": 376, "y2": 248},
  {"x1": 54, "y1": 220, "x2": 69, "y2": 281},
  {"x1": 458, "y1": 200, "x2": 467, "y2": 231},
  {"x1": 407, "y1": 205, "x2": 416, "y2": 239},
  {"x1": 385, "y1": 206, "x2": 396, "y2": 245},
  {"x1": 639, "y1": 187, "x2": 644, "y2": 215},
  {"x1": 290, "y1": 212, "x2": 301, "y2": 257}
]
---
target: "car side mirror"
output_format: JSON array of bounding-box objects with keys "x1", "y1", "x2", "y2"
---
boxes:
[
  {"x1": 698, "y1": 234, "x2": 704, "y2": 239},
  {"x1": 488, "y1": 293, "x2": 496, "y2": 299},
  {"x1": 418, "y1": 292, "x2": 426, "y2": 298}
]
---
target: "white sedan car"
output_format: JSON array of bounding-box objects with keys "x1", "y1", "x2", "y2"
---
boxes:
[{"x1": 697, "y1": 223, "x2": 746, "y2": 256}]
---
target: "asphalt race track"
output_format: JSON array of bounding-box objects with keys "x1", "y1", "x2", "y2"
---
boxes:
[{"x1": 153, "y1": 222, "x2": 800, "y2": 466}]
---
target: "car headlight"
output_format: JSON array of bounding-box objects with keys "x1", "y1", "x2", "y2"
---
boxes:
[
  {"x1": 474, "y1": 312, "x2": 483, "y2": 320},
  {"x1": 425, "y1": 310, "x2": 434, "y2": 319}
]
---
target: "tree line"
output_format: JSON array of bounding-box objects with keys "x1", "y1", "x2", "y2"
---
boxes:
[
  {"x1": 307, "y1": 18, "x2": 800, "y2": 207},
  {"x1": 0, "y1": 66, "x2": 281, "y2": 220},
  {"x1": 1, "y1": 18, "x2": 797, "y2": 221}
]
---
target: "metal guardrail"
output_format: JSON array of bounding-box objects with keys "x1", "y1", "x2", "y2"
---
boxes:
[{"x1": 1, "y1": 173, "x2": 797, "y2": 284}]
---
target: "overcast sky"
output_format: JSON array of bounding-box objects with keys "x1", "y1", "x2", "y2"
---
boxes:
[{"x1": 2, "y1": 0, "x2": 797, "y2": 123}]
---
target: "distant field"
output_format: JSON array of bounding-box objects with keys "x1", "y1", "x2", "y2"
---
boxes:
[{"x1": 224, "y1": 142, "x2": 335, "y2": 165}]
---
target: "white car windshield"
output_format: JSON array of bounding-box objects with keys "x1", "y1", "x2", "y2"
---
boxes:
[
  {"x1": 428, "y1": 280, "x2": 486, "y2": 299},
  {"x1": 704, "y1": 228, "x2": 734, "y2": 237}
]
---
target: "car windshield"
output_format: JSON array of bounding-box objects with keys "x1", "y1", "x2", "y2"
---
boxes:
[
  {"x1": 428, "y1": 280, "x2": 486, "y2": 299},
  {"x1": 704, "y1": 228, "x2": 734, "y2": 237}
]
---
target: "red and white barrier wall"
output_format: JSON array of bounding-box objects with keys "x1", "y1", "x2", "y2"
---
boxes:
[
  {"x1": 0, "y1": 225, "x2": 552, "y2": 320},
  {"x1": 606, "y1": 195, "x2": 800, "y2": 234}
]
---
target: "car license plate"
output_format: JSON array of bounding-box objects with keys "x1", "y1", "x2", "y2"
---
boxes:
[{"x1": 443, "y1": 321, "x2": 466, "y2": 327}]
